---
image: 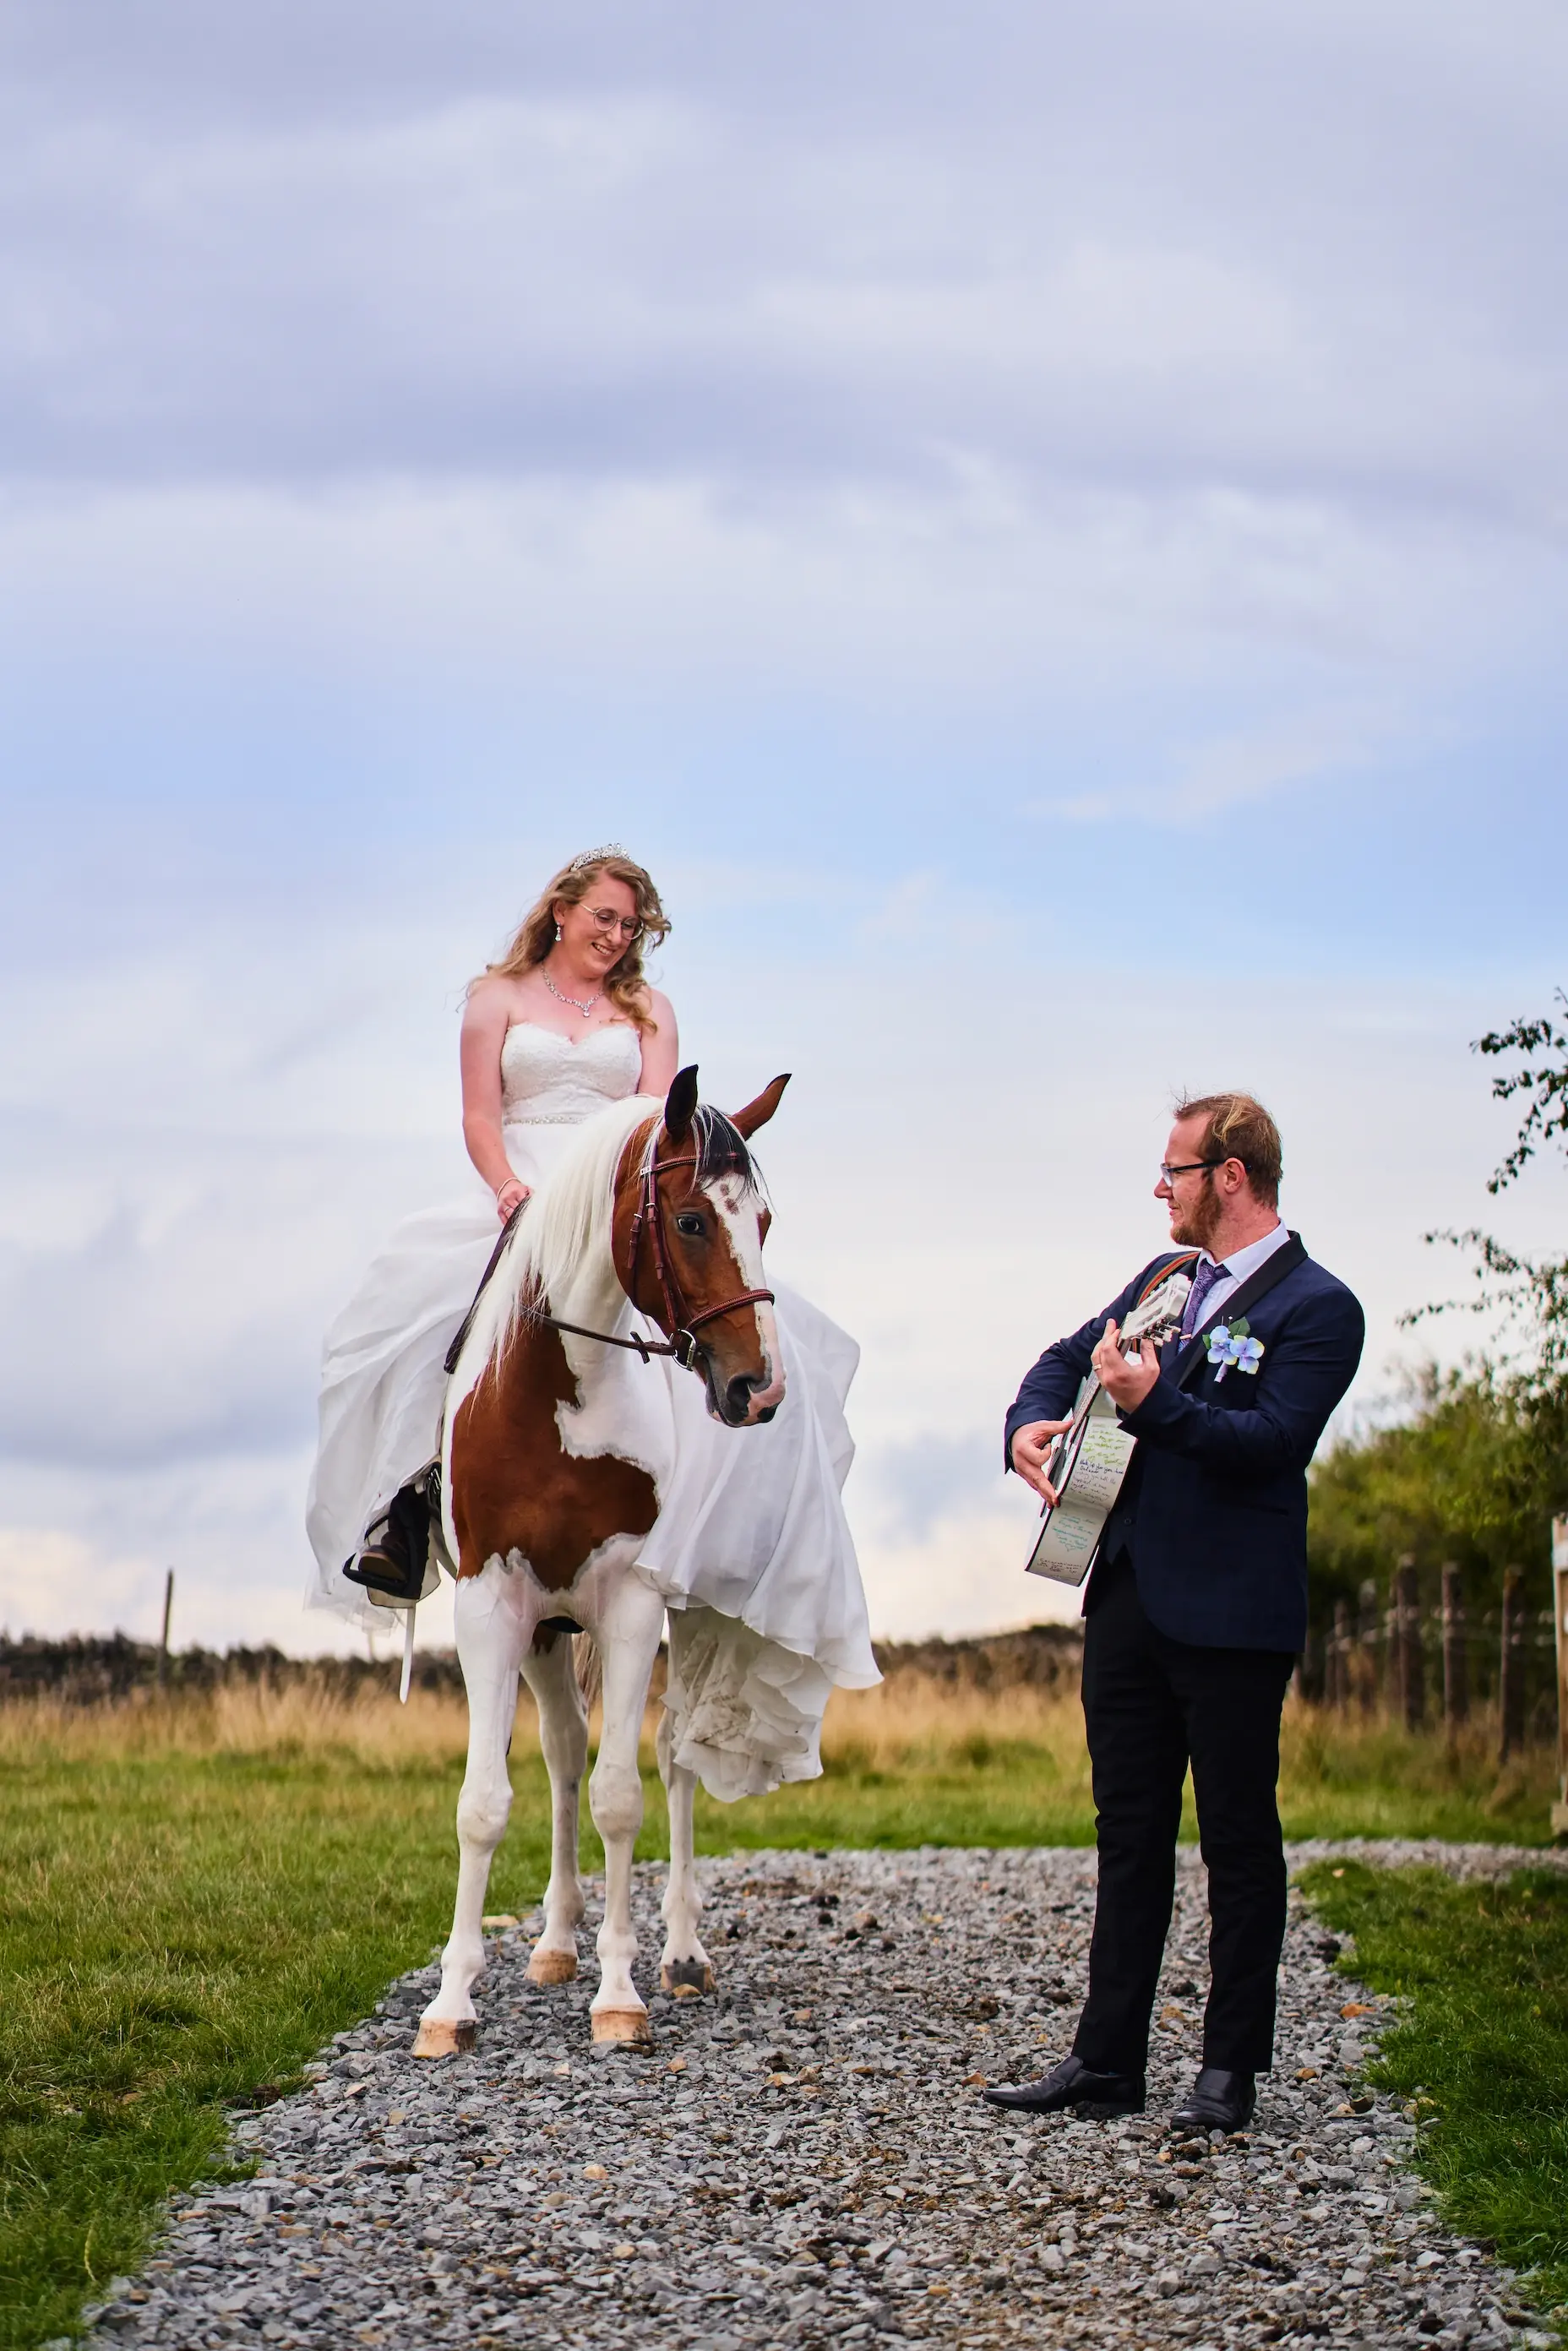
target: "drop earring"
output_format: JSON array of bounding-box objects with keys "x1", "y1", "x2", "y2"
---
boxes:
[{"x1": 554, "y1": 922, "x2": 562, "y2": 943}]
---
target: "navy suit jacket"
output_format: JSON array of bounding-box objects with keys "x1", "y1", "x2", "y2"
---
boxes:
[{"x1": 1004, "y1": 1239, "x2": 1364, "y2": 1653}]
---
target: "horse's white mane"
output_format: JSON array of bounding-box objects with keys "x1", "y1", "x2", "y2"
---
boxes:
[{"x1": 464, "y1": 1094, "x2": 661, "y2": 1377}]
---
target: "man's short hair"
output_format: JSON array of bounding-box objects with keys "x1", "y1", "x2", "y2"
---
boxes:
[{"x1": 1173, "y1": 1091, "x2": 1282, "y2": 1210}]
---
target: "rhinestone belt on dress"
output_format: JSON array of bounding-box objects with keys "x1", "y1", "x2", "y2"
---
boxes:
[{"x1": 504, "y1": 1111, "x2": 591, "y2": 1126}]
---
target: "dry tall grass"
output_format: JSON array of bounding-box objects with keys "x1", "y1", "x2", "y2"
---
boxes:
[
  {"x1": 0, "y1": 1665, "x2": 1555, "y2": 1840},
  {"x1": 0, "y1": 1672, "x2": 1067, "y2": 1789},
  {"x1": 0, "y1": 1678, "x2": 473, "y2": 1766},
  {"x1": 819, "y1": 1673, "x2": 1091, "y2": 1779},
  {"x1": 0, "y1": 1673, "x2": 1086, "y2": 1783}
]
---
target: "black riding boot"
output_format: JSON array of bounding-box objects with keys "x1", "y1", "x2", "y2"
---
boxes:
[{"x1": 343, "y1": 1476, "x2": 434, "y2": 1605}]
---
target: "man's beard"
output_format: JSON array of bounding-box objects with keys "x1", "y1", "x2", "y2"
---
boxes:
[{"x1": 1169, "y1": 1178, "x2": 1223, "y2": 1253}]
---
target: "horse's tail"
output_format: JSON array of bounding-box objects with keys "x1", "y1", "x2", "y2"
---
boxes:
[{"x1": 574, "y1": 1629, "x2": 603, "y2": 1715}]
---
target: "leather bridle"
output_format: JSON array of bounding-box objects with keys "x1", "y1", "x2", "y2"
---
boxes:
[
  {"x1": 622, "y1": 1148, "x2": 776, "y2": 1369},
  {"x1": 448, "y1": 1140, "x2": 774, "y2": 1378}
]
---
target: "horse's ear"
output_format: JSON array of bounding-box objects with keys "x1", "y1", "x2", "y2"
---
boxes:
[
  {"x1": 730, "y1": 1074, "x2": 791, "y2": 1139},
  {"x1": 663, "y1": 1064, "x2": 700, "y2": 1147}
]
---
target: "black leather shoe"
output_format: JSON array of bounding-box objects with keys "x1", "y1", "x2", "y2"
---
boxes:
[
  {"x1": 983, "y1": 2054, "x2": 1145, "y2": 2116},
  {"x1": 1170, "y1": 2067, "x2": 1255, "y2": 2131}
]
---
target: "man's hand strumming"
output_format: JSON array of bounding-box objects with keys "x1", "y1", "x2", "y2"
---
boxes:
[{"x1": 1010, "y1": 1417, "x2": 1074, "y2": 1505}]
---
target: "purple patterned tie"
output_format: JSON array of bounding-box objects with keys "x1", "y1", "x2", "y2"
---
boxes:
[{"x1": 1180, "y1": 1255, "x2": 1229, "y2": 1341}]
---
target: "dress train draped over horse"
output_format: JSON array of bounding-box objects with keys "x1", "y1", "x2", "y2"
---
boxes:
[{"x1": 307, "y1": 1022, "x2": 877, "y2": 1796}]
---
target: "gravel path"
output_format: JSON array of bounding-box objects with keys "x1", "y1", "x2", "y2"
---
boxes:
[{"x1": 84, "y1": 1842, "x2": 1562, "y2": 2351}]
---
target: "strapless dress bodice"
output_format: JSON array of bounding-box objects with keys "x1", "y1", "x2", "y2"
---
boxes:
[{"x1": 500, "y1": 1021, "x2": 644, "y2": 1125}]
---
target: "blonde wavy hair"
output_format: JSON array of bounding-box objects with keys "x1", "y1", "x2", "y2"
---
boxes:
[{"x1": 477, "y1": 852, "x2": 671, "y2": 1031}]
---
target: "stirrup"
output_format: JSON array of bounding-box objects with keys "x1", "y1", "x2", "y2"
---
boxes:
[
  {"x1": 343, "y1": 1481, "x2": 432, "y2": 1605},
  {"x1": 342, "y1": 1545, "x2": 420, "y2": 1603}
]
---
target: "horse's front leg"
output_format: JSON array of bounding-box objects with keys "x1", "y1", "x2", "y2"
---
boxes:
[
  {"x1": 414, "y1": 1569, "x2": 525, "y2": 2059},
  {"x1": 656, "y1": 1706, "x2": 716, "y2": 1995},
  {"x1": 520, "y1": 1626, "x2": 588, "y2": 1984},
  {"x1": 586, "y1": 1576, "x2": 666, "y2": 2045}
]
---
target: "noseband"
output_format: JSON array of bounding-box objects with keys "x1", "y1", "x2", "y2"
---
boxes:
[{"x1": 445, "y1": 1144, "x2": 774, "y2": 1378}]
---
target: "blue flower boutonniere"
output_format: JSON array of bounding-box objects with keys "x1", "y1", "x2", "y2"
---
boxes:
[{"x1": 1206, "y1": 1316, "x2": 1265, "y2": 1384}]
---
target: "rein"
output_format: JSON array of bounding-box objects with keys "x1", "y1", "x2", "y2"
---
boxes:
[{"x1": 444, "y1": 1145, "x2": 774, "y2": 1380}]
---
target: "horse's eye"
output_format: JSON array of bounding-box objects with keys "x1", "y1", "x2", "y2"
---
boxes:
[{"x1": 675, "y1": 1212, "x2": 705, "y2": 1238}]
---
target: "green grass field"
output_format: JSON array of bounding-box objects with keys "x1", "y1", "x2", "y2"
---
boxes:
[
  {"x1": 1304, "y1": 1859, "x2": 1568, "y2": 2327},
  {"x1": 0, "y1": 1743, "x2": 477, "y2": 2351},
  {"x1": 0, "y1": 1679, "x2": 1560, "y2": 2348}
]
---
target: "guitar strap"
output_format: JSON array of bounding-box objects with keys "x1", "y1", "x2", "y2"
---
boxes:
[{"x1": 1171, "y1": 1230, "x2": 1308, "y2": 1392}]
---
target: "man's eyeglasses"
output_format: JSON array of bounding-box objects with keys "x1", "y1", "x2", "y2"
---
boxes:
[
  {"x1": 585, "y1": 906, "x2": 643, "y2": 942},
  {"x1": 1159, "y1": 1158, "x2": 1225, "y2": 1184}
]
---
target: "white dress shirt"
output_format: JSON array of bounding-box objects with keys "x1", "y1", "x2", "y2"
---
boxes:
[{"x1": 1190, "y1": 1218, "x2": 1291, "y2": 1330}]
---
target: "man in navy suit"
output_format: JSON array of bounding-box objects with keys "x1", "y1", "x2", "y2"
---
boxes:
[{"x1": 987, "y1": 1092, "x2": 1364, "y2": 2131}]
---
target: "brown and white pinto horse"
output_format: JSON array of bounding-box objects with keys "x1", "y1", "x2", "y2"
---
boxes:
[{"x1": 413, "y1": 1066, "x2": 787, "y2": 2058}]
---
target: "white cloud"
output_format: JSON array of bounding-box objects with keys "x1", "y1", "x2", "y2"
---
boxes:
[
  {"x1": 1036, "y1": 705, "x2": 1393, "y2": 826},
  {"x1": 0, "y1": 1527, "x2": 154, "y2": 1645},
  {"x1": 0, "y1": 476, "x2": 1544, "y2": 716},
  {"x1": 858, "y1": 1499, "x2": 1085, "y2": 1646},
  {"x1": 2, "y1": 3, "x2": 1565, "y2": 539}
]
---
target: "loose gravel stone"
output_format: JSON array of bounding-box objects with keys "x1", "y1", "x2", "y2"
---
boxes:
[{"x1": 91, "y1": 1842, "x2": 1560, "y2": 2348}]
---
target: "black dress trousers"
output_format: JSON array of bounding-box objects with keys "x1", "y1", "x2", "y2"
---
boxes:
[{"x1": 1071, "y1": 1549, "x2": 1295, "y2": 2078}]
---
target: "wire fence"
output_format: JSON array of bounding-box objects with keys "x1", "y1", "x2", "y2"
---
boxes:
[{"x1": 1298, "y1": 1564, "x2": 1560, "y2": 1757}]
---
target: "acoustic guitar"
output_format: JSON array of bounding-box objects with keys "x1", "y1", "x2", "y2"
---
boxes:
[{"x1": 1024, "y1": 1263, "x2": 1195, "y2": 1587}]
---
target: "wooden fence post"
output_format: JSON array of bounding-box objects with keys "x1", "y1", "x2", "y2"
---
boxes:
[
  {"x1": 156, "y1": 1568, "x2": 174, "y2": 1693},
  {"x1": 1330, "y1": 1597, "x2": 1352, "y2": 1710},
  {"x1": 1440, "y1": 1563, "x2": 1467, "y2": 1744},
  {"x1": 1357, "y1": 1579, "x2": 1381, "y2": 1715},
  {"x1": 1392, "y1": 1556, "x2": 1424, "y2": 1732},
  {"x1": 1552, "y1": 1518, "x2": 1568, "y2": 1835},
  {"x1": 1498, "y1": 1567, "x2": 1527, "y2": 1766}
]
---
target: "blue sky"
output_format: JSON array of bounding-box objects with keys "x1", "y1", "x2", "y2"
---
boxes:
[{"x1": 1, "y1": 0, "x2": 1565, "y2": 1653}]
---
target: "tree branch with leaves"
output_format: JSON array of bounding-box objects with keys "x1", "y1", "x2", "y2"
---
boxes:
[
  {"x1": 1401, "y1": 989, "x2": 1568, "y2": 1386},
  {"x1": 1475, "y1": 988, "x2": 1568, "y2": 1195}
]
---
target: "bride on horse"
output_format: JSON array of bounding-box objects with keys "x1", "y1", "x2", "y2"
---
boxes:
[{"x1": 308, "y1": 844, "x2": 875, "y2": 1831}]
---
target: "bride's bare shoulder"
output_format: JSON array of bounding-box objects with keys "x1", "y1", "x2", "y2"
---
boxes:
[
  {"x1": 463, "y1": 971, "x2": 525, "y2": 1029},
  {"x1": 641, "y1": 984, "x2": 677, "y2": 1031}
]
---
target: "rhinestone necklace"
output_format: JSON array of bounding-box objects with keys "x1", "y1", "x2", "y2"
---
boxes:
[{"x1": 542, "y1": 968, "x2": 602, "y2": 1020}]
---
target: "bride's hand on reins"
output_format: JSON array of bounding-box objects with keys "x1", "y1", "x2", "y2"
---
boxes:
[
  {"x1": 495, "y1": 1178, "x2": 531, "y2": 1222},
  {"x1": 1012, "y1": 1417, "x2": 1073, "y2": 1505}
]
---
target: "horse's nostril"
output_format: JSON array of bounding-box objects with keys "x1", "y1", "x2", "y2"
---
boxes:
[{"x1": 723, "y1": 1374, "x2": 758, "y2": 1423}]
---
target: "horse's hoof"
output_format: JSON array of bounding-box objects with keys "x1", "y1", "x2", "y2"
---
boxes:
[
  {"x1": 662, "y1": 1958, "x2": 715, "y2": 1995},
  {"x1": 591, "y1": 2007, "x2": 651, "y2": 2046},
  {"x1": 412, "y1": 2016, "x2": 476, "y2": 2060},
  {"x1": 526, "y1": 1946, "x2": 579, "y2": 1986}
]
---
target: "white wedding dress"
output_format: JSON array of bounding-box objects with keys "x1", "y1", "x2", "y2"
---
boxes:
[{"x1": 307, "y1": 1022, "x2": 878, "y2": 1795}]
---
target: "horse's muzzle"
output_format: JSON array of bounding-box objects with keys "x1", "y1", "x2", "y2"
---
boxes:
[{"x1": 712, "y1": 1366, "x2": 785, "y2": 1427}]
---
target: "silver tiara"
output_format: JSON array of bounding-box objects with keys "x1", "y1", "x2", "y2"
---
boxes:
[{"x1": 569, "y1": 842, "x2": 627, "y2": 870}]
